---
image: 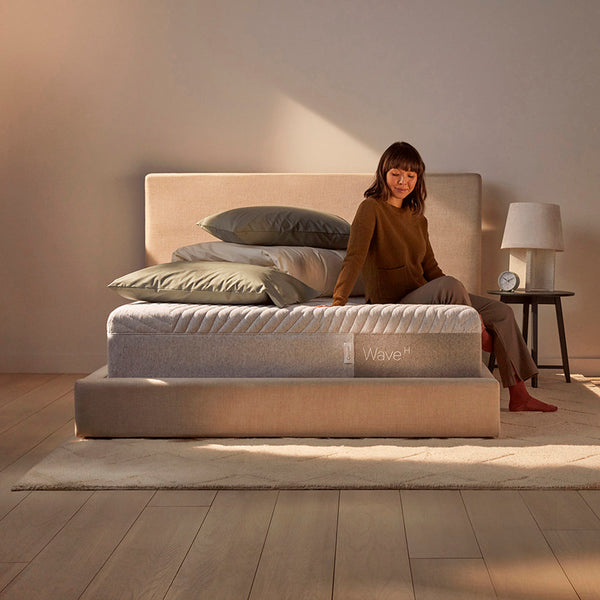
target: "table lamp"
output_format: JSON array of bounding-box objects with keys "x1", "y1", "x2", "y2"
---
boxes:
[{"x1": 500, "y1": 202, "x2": 564, "y2": 291}]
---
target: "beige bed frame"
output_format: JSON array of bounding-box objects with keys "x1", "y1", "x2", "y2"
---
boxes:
[{"x1": 74, "y1": 173, "x2": 500, "y2": 438}]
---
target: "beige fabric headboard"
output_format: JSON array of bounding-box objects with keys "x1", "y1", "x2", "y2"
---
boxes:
[{"x1": 145, "y1": 173, "x2": 482, "y2": 294}]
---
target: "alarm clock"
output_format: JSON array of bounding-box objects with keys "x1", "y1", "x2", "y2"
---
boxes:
[{"x1": 498, "y1": 270, "x2": 520, "y2": 291}]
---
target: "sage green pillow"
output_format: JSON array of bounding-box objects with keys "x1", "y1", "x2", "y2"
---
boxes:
[
  {"x1": 108, "y1": 261, "x2": 320, "y2": 307},
  {"x1": 197, "y1": 205, "x2": 350, "y2": 249}
]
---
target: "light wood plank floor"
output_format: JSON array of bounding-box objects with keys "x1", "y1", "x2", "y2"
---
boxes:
[{"x1": 1, "y1": 373, "x2": 600, "y2": 600}]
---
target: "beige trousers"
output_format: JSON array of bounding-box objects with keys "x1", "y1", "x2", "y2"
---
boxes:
[{"x1": 401, "y1": 276, "x2": 538, "y2": 387}]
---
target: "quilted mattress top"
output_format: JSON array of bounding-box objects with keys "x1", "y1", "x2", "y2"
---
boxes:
[{"x1": 108, "y1": 301, "x2": 481, "y2": 335}]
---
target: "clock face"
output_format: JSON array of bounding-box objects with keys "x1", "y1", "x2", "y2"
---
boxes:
[{"x1": 498, "y1": 271, "x2": 520, "y2": 291}]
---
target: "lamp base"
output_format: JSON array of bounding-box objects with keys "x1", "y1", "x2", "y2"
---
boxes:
[
  {"x1": 508, "y1": 250, "x2": 527, "y2": 290},
  {"x1": 526, "y1": 249, "x2": 556, "y2": 291},
  {"x1": 509, "y1": 249, "x2": 556, "y2": 291}
]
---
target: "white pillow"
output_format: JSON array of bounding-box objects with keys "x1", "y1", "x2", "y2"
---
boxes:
[{"x1": 172, "y1": 241, "x2": 364, "y2": 296}]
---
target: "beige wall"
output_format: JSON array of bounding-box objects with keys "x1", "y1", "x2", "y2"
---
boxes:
[{"x1": 2, "y1": 0, "x2": 599, "y2": 374}]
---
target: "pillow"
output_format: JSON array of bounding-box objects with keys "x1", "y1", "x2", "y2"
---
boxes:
[
  {"x1": 197, "y1": 206, "x2": 350, "y2": 249},
  {"x1": 172, "y1": 241, "x2": 364, "y2": 296},
  {"x1": 108, "y1": 261, "x2": 320, "y2": 308}
]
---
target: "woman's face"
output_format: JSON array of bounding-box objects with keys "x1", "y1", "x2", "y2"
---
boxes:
[{"x1": 386, "y1": 168, "x2": 417, "y2": 203}]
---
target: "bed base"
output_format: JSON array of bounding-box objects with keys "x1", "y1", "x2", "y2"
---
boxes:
[{"x1": 74, "y1": 365, "x2": 500, "y2": 438}]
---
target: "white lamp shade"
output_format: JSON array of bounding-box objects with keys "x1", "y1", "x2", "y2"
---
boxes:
[{"x1": 501, "y1": 202, "x2": 564, "y2": 251}]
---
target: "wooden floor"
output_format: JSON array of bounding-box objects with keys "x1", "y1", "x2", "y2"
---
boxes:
[{"x1": 1, "y1": 374, "x2": 600, "y2": 599}]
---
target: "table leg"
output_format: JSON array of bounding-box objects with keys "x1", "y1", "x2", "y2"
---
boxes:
[
  {"x1": 554, "y1": 297, "x2": 571, "y2": 383},
  {"x1": 532, "y1": 301, "x2": 538, "y2": 388},
  {"x1": 522, "y1": 300, "x2": 530, "y2": 344}
]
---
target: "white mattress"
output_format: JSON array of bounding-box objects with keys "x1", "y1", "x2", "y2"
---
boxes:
[{"x1": 107, "y1": 301, "x2": 482, "y2": 378}]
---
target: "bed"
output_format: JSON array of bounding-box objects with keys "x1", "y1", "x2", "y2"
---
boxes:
[{"x1": 74, "y1": 173, "x2": 500, "y2": 438}]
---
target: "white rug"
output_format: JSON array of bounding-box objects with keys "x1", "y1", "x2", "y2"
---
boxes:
[{"x1": 14, "y1": 373, "x2": 600, "y2": 490}]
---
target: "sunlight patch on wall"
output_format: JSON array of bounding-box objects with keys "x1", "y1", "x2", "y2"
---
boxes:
[
  {"x1": 262, "y1": 92, "x2": 380, "y2": 172},
  {"x1": 481, "y1": 218, "x2": 497, "y2": 232}
]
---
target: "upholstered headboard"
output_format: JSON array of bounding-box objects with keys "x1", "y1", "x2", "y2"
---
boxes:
[{"x1": 145, "y1": 173, "x2": 482, "y2": 294}]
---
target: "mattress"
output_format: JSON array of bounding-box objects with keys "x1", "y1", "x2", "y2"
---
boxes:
[{"x1": 107, "y1": 301, "x2": 482, "y2": 378}]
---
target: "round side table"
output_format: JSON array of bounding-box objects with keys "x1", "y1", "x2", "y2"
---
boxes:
[{"x1": 486, "y1": 290, "x2": 574, "y2": 388}]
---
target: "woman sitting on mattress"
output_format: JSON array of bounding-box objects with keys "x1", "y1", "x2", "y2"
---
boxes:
[{"x1": 331, "y1": 141, "x2": 557, "y2": 412}]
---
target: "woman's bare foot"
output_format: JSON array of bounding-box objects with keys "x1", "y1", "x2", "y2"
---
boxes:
[{"x1": 508, "y1": 379, "x2": 557, "y2": 412}]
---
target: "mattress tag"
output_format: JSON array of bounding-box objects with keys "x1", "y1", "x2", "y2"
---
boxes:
[{"x1": 343, "y1": 341, "x2": 354, "y2": 364}]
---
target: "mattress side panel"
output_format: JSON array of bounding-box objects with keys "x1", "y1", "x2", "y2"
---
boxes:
[
  {"x1": 107, "y1": 302, "x2": 482, "y2": 378},
  {"x1": 108, "y1": 333, "x2": 354, "y2": 378}
]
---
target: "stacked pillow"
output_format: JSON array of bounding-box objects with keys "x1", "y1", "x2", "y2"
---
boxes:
[
  {"x1": 197, "y1": 205, "x2": 350, "y2": 248},
  {"x1": 109, "y1": 206, "x2": 359, "y2": 307},
  {"x1": 108, "y1": 261, "x2": 319, "y2": 308}
]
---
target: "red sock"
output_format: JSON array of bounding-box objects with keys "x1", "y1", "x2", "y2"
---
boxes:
[
  {"x1": 509, "y1": 379, "x2": 557, "y2": 412},
  {"x1": 480, "y1": 317, "x2": 493, "y2": 353},
  {"x1": 482, "y1": 328, "x2": 493, "y2": 354}
]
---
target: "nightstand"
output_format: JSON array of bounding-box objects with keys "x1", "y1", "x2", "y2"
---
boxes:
[{"x1": 486, "y1": 290, "x2": 574, "y2": 388}]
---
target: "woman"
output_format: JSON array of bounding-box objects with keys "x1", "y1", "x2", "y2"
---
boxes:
[{"x1": 332, "y1": 141, "x2": 557, "y2": 412}]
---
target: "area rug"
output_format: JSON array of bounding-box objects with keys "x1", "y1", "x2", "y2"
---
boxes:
[{"x1": 14, "y1": 373, "x2": 600, "y2": 491}]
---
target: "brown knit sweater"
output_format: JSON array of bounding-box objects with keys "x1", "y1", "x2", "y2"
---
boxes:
[{"x1": 332, "y1": 197, "x2": 444, "y2": 305}]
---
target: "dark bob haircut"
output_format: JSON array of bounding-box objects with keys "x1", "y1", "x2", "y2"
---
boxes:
[{"x1": 364, "y1": 141, "x2": 427, "y2": 214}]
